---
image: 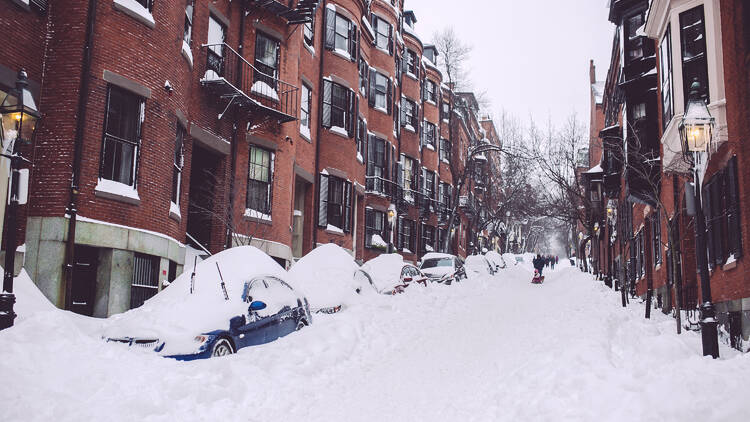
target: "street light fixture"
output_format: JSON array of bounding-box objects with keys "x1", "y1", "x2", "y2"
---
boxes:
[
  {"x1": 0, "y1": 69, "x2": 39, "y2": 330},
  {"x1": 678, "y1": 79, "x2": 719, "y2": 359}
]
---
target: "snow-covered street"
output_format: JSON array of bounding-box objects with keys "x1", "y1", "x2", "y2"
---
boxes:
[{"x1": 2, "y1": 260, "x2": 749, "y2": 422}]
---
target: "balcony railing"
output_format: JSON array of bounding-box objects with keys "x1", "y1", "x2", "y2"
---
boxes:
[
  {"x1": 248, "y1": 0, "x2": 319, "y2": 25},
  {"x1": 200, "y1": 43, "x2": 298, "y2": 123}
]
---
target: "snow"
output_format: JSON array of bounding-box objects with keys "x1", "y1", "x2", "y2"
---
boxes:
[
  {"x1": 169, "y1": 201, "x2": 180, "y2": 218},
  {"x1": 360, "y1": 253, "x2": 407, "y2": 293},
  {"x1": 332, "y1": 48, "x2": 351, "y2": 61},
  {"x1": 465, "y1": 255, "x2": 493, "y2": 276},
  {"x1": 250, "y1": 81, "x2": 279, "y2": 101},
  {"x1": 287, "y1": 244, "x2": 369, "y2": 309},
  {"x1": 300, "y1": 123, "x2": 311, "y2": 140},
  {"x1": 361, "y1": 16, "x2": 375, "y2": 40},
  {"x1": 329, "y1": 126, "x2": 348, "y2": 137},
  {"x1": 326, "y1": 224, "x2": 344, "y2": 233},
  {"x1": 244, "y1": 208, "x2": 271, "y2": 221},
  {"x1": 95, "y1": 178, "x2": 140, "y2": 201},
  {"x1": 181, "y1": 40, "x2": 193, "y2": 67},
  {"x1": 3, "y1": 257, "x2": 750, "y2": 421},
  {"x1": 370, "y1": 233, "x2": 388, "y2": 248}
]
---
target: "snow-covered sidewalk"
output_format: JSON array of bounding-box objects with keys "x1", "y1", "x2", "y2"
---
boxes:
[{"x1": 1, "y1": 262, "x2": 749, "y2": 421}]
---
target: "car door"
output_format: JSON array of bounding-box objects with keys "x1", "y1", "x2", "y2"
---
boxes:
[
  {"x1": 260, "y1": 277, "x2": 299, "y2": 340},
  {"x1": 237, "y1": 278, "x2": 277, "y2": 347}
]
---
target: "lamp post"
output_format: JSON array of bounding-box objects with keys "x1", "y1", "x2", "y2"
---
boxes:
[
  {"x1": 0, "y1": 70, "x2": 40, "y2": 330},
  {"x1": 678, "y1": 79, "x2": 719, "y2": 358},
  {"x1": 387, "y1": 204, "x2": 396, "y2": 254}
]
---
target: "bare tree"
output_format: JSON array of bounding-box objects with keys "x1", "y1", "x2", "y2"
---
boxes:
[{"x1": 433, "y1": 27, "x2": 473, "y2": 92}]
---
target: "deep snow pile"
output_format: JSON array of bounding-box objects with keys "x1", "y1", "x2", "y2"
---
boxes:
[{"x1": 2, "y1": 258, "x2": 750, "y2": 421}]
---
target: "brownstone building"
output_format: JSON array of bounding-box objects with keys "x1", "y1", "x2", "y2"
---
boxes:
[{"x1": 1, "y1": 0, "x2": 497, "y2": 317}]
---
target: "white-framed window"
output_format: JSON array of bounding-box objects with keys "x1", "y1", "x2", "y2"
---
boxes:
[{"x1": 100, "y1": 85, "x2": 144, "y2": 187}]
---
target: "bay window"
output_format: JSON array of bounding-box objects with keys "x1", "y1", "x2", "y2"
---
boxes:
[{"x1": 680, "y1": 6, "x2": 709, "y2": 105}]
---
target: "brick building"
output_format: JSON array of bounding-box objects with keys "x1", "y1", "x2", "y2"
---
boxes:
[
  {"x1": 587, "y1": 0, "x2": 750, "y2": 351},
  {"x1": 1, "y1": 0, "x2": 498, "y2": 317}
]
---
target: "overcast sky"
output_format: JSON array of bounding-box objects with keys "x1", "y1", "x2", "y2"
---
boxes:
[{"x1": 405, "y1": 0, "x2": 615, "y2": 132}]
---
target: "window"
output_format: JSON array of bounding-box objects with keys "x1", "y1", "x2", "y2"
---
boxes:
[
  {"x1": 422, "y1": 121, "x2": 436, "y2": 148},
  {"x1": 660, "y1": 26, "x2": 674, "y2": 129},
  {"x1": 441, "y1": 101, "x2": 450, "y2": 121},
  {"x1": 421, "y1": 224, "x2": 436, "y2": 253},
  {"x1": 367, "y1": 135, "x2": 387, "y2": 193},
  {"x1": 184, "y1": 1, "x2": 193, "y2": 45},
  {"x1": 439, "y1": 182, "x2": 452, "y2": 210},
  {"x1": 652, "y1": 210, "x2": 662, "y2": 266},
  {"x1": 631, "y1": 102, "x2": 646, "y2": 121},
  {"x1": 680, "y1": 6, "x2": 709, "y2": 105},
  {"x1": 404, "y1": 49, "x2": 418, "y2": 76},
  {"x1": 135, "y1": 0, "x2": 154, "y2": 12},
  {"x1": 325, "y1": 9, "x2": 357, "y2": 60},
  {"x1": 400, "y1": 97, "x2": 418, "y2": 129},
  {"x1": 304, "y1": 16, "x2": 314, "y2": 47},
  {"x1": 369, "y1": 70, "x2": 390, "y2": 111},
  {"x1": 171, "y1": 125, "x2": 185, "y2": 204},
  {"x1": 254, "y1": 32, "x2": 280, "y2": 91},
  {"x1": 423, "y1": 79, "x2": 436, "y2": 103},
  {"x1": 399, "y1": 217, "x2": 416, "y2": 252},
  {"x1": 440, "y1": 138, "x2": 451, "y2": 162},
  {"x1": 703, "y1": 157, "x2": 743, "y2": 267},
  {"x1": 318, "y1": 174, "x2": 352, "y2": 232},
  {"x1": 359, "y1": 58, "x2": 368, "y2": 95},
  {"x1": 365, "y1": 208, "x2": 387, "y2": 248},
  {"x1": 130, "y1": 252, "x2": 159, "y2": 309},
  {"x1": 300, "y1": 83, "x2": 311, "y2": 136},
  {"x1": 423, "y1": 169, "x2": 436, "y2": 201},
  {"x1": 625, "y1": 13, "x2": 645, "y2": 63},
  {"x1": 372, "y1": 15, "x2": 392, "y2": 53},
  {"x1": 206, "y1": 15, "x2": 227, "y2": 77},
  {"x1": 246, "y1": 145, "x2": 274, "y2": 215},
  {"x1": 100, "y1": 86, "x2": 144, "y2": 186},
  {"x1": 321, "y1": 79, "x2": 355, "y2": 136}
]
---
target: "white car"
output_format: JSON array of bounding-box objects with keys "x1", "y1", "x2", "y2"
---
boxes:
[
  {"x1": 359, "y1": 253, "x2": 428, "y2": 294},
  {"x1": 287, "y1": 243, "x2": 374, "y2": 312},
  {"x1": 419, "y1": 253, "x2": 467, "y2": 285},
  {"x1": 465, "y1": 255, "x2": 496, "y2": 277}
]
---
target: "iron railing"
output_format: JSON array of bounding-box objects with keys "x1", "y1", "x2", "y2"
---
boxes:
[{"x1": 200, "y1": 43, "x2": 298, "y2": 122}]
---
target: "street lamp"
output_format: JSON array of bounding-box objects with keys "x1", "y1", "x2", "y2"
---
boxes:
[
  {"x1": 0, "y1": 69, "x2": 39, "y2": 330},
  {"x1": 678, "y1": 79, "x2": 719, "y2": 358},
  {"x1": 387, "y1": 204, "x2": 397, "y2": 254}
]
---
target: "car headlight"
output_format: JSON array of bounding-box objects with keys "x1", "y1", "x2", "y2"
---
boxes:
[{"x1": 194, "y1": 335, "x2": 209, "y2": 344}]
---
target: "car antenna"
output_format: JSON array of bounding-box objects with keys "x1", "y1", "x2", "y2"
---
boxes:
[
  {"x1": 190, "y1": 256, "x2": 197, "y2": 294},
  {"x1": 216, "y1": 262, "x2": 230, "y2": 301}
]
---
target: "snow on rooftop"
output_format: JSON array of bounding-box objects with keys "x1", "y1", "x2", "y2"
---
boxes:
[{"x1": 592, "y1": 81, "x2": 605, "y2": 104}]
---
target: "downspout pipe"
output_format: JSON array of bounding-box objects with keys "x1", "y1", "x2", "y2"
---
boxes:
[
  {"x1": 225, "y1": 3, "x2": 245, "y2": 250},
  {"x1": 63, "y1": 0, "x2": 97, "y2": 310},
  {"x1": 313, "y1": 0, "x2": 328, "y2": 248}
]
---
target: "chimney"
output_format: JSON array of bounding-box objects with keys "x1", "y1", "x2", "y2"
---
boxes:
[{"x1": 589, "y1": 60, "x2": 596, "y2": 84}]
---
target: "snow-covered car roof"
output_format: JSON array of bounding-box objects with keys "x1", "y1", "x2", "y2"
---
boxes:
[
  {"x1": 420, "y1": 252, "x2": 456, "y2": 262},
  {"x1": 360, "y1": 253, "x2": 412, "y2": 293},
  {"x1": 465, "y1": 255, "x2": 493, "y2": 275},
  {"x1": 287, "y1": 243, "x2": 369, "y2": 309},
  {"x1": 104, "y1": 246, "x2": 294, "y2": 341}
]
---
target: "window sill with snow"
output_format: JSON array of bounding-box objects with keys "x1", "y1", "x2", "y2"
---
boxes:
[
  {"x1": 95, "y1": 178, "x2": 141, "y2": 205},
  {"x1": 113, "y1": 0, "x2": 155, "y2": 29},
  {"x1": 181, "y1": 40, "x2": 193, "y2": 68},
  {"x1": 169, "y1": 201, "x2": 181, "y2": 222},
  {"x1": 244, "y1": 209, "x2": 272, "y2": 225}
]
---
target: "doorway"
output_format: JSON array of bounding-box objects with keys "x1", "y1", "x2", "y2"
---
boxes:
[
  {"x1": 70, "y1": 245, "x2": 99, "y2": 316},
  {"x1": 187, "y1": 145, "x2": 220, "y2": 251},
  {"x1": 292, "y1": 179, "x2": 308, "y2": 258}
]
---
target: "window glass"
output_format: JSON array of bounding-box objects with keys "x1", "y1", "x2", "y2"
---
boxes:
[
  {"x1": 680, "y1": 6, "x2": 709, "y2": 104},
  {"x1": 335, "y1": 14, "x2": 349, "y2": 51},
  {"x1": 247, "y1": 146, "x2": 272, "y2": 213},
  {"x1": 101, "y1": 86, "x2": 143, "y2": 186}
]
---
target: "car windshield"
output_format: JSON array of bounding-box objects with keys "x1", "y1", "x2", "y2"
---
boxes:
[{"x1": 421, "y1": 258, "x2": 453, "y2": 269}]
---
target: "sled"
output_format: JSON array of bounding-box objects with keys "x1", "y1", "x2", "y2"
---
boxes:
[{"x1": 531, "y1": 276, "x2": 545, "y2": 284}]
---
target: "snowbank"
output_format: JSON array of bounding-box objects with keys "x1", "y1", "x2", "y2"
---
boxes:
[{"x1": 360, "y1": 253, "x2": 406, "y2": 293}]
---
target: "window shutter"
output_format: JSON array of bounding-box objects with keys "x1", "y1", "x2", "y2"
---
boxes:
[
  {"x1": 414, "y1": 104, "x2": 421, "y2": 132},
  {"x1": 365, "y1": 208, "x2": 374, "y2": 247},
  {"x1": 349, "y1": 23, "x2": 358, "y2": 61},
  {"x1": 397, "y1": 155, "x2": 404, "y2": 188},
  {"x1": 366, "y1": 134, "x2": 375, "y2": 178},
  {"x1": 352, "y1": 94, "x2": 359, "y2": 139},
  {"x1": 388, "y1": 25, "x2": 394, "y2": 55},
  {"x1": 702, "y1": 183, "x2": 715, "y2": 267},
  {"x1": 318, "y1": 174, "x2": 329, "y2": 227},
  {"x1": 322, "y1": 79, "x2": 332, "y2": 128},
  {"x1": 420, "y1": 80, "x2": 425, "y2": 101},
  {"x1": 713, "y1": 173, "x2": 726, "y2": 265},
  {"x1": 345, "y1": 90, "x2": 359, "y2": 138},
  {"x1": 419, "y1": 120, "x2": 424, "y2": 147},
  {"x1": 400, "y1": 99, "x2": 407, "y2": 127},
  {"x1": 268, "y1": 151, "x2": 275, "y2": 214},
  {"x1": 397, "y1": 216, "x2": 404, "y2": 249},
  {"x1": 368, "y1": 69, "x2": 377, "y2": 107},
  {"x1": 727, "y1": 156, "x2": 742, "y2": 258},
  {"x1": 324, "y1": 8, "x2": 336, "y2": 50},
  {"x1": 344, "y1": 181, "x2": 352, "y2": 232},
  {"x1": 421, "y1": 167, "x2": 427, "y2": 198},
  {"x1": 387, "y1": 80, "x2": 393, "y2": 115}
]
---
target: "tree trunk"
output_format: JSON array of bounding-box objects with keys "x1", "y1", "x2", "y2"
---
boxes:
[{"x1": 669, "y1": 224, "x2": 683, "y2": 334}]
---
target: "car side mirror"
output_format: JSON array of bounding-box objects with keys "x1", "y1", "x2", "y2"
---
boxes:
[
  {"x1": 230, "y1": 315, "x2": 245, "y2": 330},
  {"x1": 249, "y1": 300, "x2": 267, "y2": 312}
]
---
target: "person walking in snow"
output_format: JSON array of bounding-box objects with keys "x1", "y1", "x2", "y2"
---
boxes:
[{"x1": 533, "y1": 254, "x2": 545, "y2": 276}]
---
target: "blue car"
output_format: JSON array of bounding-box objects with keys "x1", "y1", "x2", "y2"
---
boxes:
[{"x1": 104, "y1": 246, "x2": 312, "y2": 360}]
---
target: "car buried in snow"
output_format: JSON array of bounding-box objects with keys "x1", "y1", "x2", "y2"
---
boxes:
[
  {"x1": 484, "y1": 250, "x2": 507, "y2": 272},
  {"x1": 418, "y1": 253, "x2": 467, "y2": 285},
  {"x1": 357, "y1": 253, "x2": 428, "y2": 295},
  {"x1": 103, "y1": 246, "x2": 312, "y2": 360},
  {"x1": 465, "y1": 255, "x2": 496, "y2": 277}
]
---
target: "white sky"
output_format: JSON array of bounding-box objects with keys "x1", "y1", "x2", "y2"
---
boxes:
[{"x1": 404, "y1": 0, "x2": 615, "y2": 131}]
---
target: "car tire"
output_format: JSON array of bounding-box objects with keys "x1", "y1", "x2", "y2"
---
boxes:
[{"x1": 212, "y1": 338, "x2": 235, "y2": 357}]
